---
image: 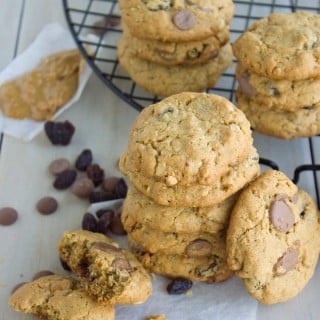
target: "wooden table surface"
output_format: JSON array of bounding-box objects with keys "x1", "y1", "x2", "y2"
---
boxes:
[{"x1": 0, "y1": 1, "x2": 319, "y2": 319}]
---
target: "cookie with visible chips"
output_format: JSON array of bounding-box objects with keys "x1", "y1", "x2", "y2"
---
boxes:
[{"x1": 227, "y1": 170, "x2": 320, "y2": 304}]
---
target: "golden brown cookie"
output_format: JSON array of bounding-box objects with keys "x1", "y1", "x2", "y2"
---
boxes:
[
  {"x1": 227, "y1": 170, "x2": 320, "y2": 304},
  {"x1": 58, "y1": 230, "x2": 152, "y2": 305},
  {"x1": 236, "y1": 90, "x2": 320, "y2": 139},
  {"x1": 118, "y1": 0, "x2": 234, "y2": 42},
  {"x1": 122, "y1": 186, "x2": 237, "y2": 233},
  {"x1": 233, "y1": 11, "x2": 320, "y2": 80},
  {"x1": 9, "y1": 275, "x2": 115, "y2": 320},
  {"x1": 117, "y1": 38, "x2": 233, "y2": 96}
]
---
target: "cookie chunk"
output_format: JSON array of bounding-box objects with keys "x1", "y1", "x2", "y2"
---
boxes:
[
  {"x1": 233, "y1": 11, "x2": 320, "y2": 80},
  {"x1": 122, "y1": 22, "x2": 229, "y2": 66},
  {"x1": 58, "y1": 230, "x2": 152, "y2": 304},
  {"x1": 119, "y1": 0, "x2": 234, "y2": 42},
  {"x1": 236, "y1": 63, "x2": 320, "y2": 111},
  {"x1": 129, "y1": 238, "x2": 233, "y2": 282},
  {"x1": 122, "y1": 186, "x2": 237, "y2": 233},
  {"x1": 227, "y1": 170, "x2": 320, "y2": 304},
  {"x1": 9, "y1": 275, "x2": 115, "y2": 320},
  {"x1": 117, "y1": 38, "x2": 233, "y2": 96},
  {"x1": 236, "y1": 91, "x2": 320, "y2": 139}
]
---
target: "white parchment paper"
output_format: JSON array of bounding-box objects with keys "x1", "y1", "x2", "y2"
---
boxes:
[
  {"x1": 88, "y1": 200, "x2": 258, "y2": 320},
  {"x1": 0, "y1": 23, "x2": 92, "y2": 141}
]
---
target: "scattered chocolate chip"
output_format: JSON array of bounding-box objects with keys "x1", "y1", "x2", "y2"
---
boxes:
[
  {"x1": 269, "y1": 199, "x2": 295, "y2": 232},
  {"x1": 82, "y1": 213, "x2": 98, "y2": 232},
  {"x1": 237, "y1": 71, "x2": 257, "y2": 97},
  {"x1": 75, "y1": 149, "x2": 93, "y2": 171},
  {"x1": 167, "y1": 278, "x2": 193, "y2": 294},
  {"x1": 53, "y1": 169, "x2": 77, "y2": 190},
  {"x1": 96, "y1": 208, "x2": 114, "y2": 219},
  {"x1": 185, "y1": 239, "x2": 212, "y2": 257},
  {"x1": 71, "y1": 177, "x2": 95, "y2": 198},
  {"x1": 96, "y1": 211, "x2": 114, "y2": 234},
  {"x1": 173, "y1": 9, "x2": 196, "y2": 30},
  {"x1": 91, "y1": 15, "x2": 121, "y2": 36},
  {"x1": 89, "y1": 191, "x2": 117, "y2": 203},
  {"x1": 48, "y1": 158, "x2": 71, "y2": 176},
  {"x1": 110, "y1": 209, "x2": 126, "y2": 235},
  {"x1": 44, "y1": 120, "x2": 75, "y2": 146},
  {"x1": 115, "y1": 178, "x2": 128, "y2": 198},
  {"x1": 86, "y1": 164, "x2": 105, "y2": 186},
  {"x1": 111, "y1": 258, "x2": 132, "y2": 270},
  {"x1": 60, "y1": 257, "x2": 71, "y2": 271},
  {"x1": 32, "y1": 270, "x2": 54, "y2": 281},
  {"x1": 0, "y1": 207, "x2": 18, "y2": 226},
  {"x1": 36, "y1": 197, "x2": 58, "y2": 215},
  {"x1": 11, "y1": 282, "x2": 27, "y2": 294},
  {"x1": 102, "y1": 177, "x2": 120, "y2": 193},
  {"x1": 274, "y1": 246, "x2": 299, "y2": 275}
]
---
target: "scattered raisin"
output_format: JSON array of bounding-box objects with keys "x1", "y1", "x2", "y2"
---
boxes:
[
  {"x1": 44, "y1": 120, "x2": 75, "y2": 145},
  {"x1": 102, "y1": 177, "x2": 120, "y2": 194},
  {"x1": 96, "y1": 209, "x2": 115, "y2": 219},
  {"x1": 82, "y1": 213, "x2": 97, "y2": 232},
  {"x1": 115, "y1": 178, "x2": 128, "y2": 198},
  {"x1": 110, "y1": 210, "x2": 126, "y2": 235},
  {"x1": 86, "y1": 164, "x2": 105, "y2": 186},
  {"x1": 89, "y1": 191, "x2": 117, "y2": 203},
  {"x1": 166, "y1": 278, "x2": 193, "y2": 294},
  {"x1": 75, "y1": 149, "x2": 93, "y2": 171},
  {"x1": 53, "y1": 169, "x2": 77, "y2": 190},
  {"x1": 96, "y1": 211, "x2": 114, "y2": 235}
]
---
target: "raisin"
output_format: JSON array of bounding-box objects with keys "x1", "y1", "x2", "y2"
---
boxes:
[
  {"x1": 75, "y1": 149, "x2": 93, "y2": 171},
  {"x1": 82, "y1": 213, "x2": 97, "y2": 232},
  {"x1": 166, "y1": 278, "x2": 193, "y2": 294},
  {"x1": 86, "y1": 164, "x2": 105, "y2": 186},
  {"x1": 53, "y1": 169, "x2": 77, "y2": 190},
  {"x1": 110, "y1": 210, "x2": 127, "y2": 235},
  {"x1": 92, "y1": 15, "x2": 121, "y2": 36},
  {"x1": 89, "y1": 191, "x2": 117, "y2": 203},
  {"x1": 96, "y1": 211, "x2": 114, "y2": 235},
  {"x1": 96, "y1": 209, "x2": 115, "y2": 219},
  {"x1": 44, "y1": 120, "x2": 75, "y2": 145},
  {"x1": 115, "y1": 178, "x2": 128, "y2": 198}
]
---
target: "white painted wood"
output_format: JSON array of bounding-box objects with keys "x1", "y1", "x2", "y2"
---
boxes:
[{"x1": 0, "y1": 0, "x2": 319, "y2": 319}]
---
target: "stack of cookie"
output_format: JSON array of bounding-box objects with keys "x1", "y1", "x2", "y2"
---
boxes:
[
  {"x1": 117, "y1": 0, "x2": 235, "y2": 97},
  {"x1": 119, "y1": 92, "x2": 260, "y2": 282},
  {"x1": 233, "y1": 11, "x2": 320, "y2": 139}
]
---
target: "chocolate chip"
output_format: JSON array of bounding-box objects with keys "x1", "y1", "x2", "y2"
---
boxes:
[
  {"x1": 48, "y1": 158, "x2": 71, "y2": 176},
  {"x1": 167, "y1": 278, "x2": 193, "y2": 294},
  {"x1": 44, "y1": 120, "x2": 75, "y2": 146},
  {"x1": 237, "y1": 71, "x2": 257, "y2": 97},
  {"x1": 111, "y1": 258, "x2": 132, "y2": 270},
  {"x1": 89, "y1": 191, "x2": 117, "y2": 203},
  {"x1": 53, "y1": 169, "x2": 77, "y2": 190},
  {"x1": 82, "y1": 213, "x2": 97, "y2": 232},
  {"x1": 75, "y1": 149, "x2": 93, "y2": 171},
  {"x1": 32, "y1": 270, "x2": 54, "y2": 281},
  {"x1": 71, "y1": 177, "x2": 95, "y2": 198},
  {"x1": 173, "y1": 9, "x2": 196, "y2": 30},
  {"x1": 93, "y1": 242, "x2": 123, "y2": 256},
  {"x1": 91, "y1": 15, "x2": 121, "y2": 36},
  {"x1": 210, "y1": 50, "x2": 219, "y2": 59},
  {"x1": 303, "y1": 105, "x2": 314, "y2": 110},
  {"x1": 60, "y1": 257, "x2": 71, "y2": 271},
  {"x1": 78, "y1": 258, "x2": 90, "y2": 278},
  {"x1": 185, "y1": 239, "x2": 213, "y2": 257},
  {"x1": 274, "y1": 246, "x2": 299, "y2": 275},
  {"x1": 36, "y1": 197, "x2": 58, "y2": 215},
  {"x1": 110, "y1": 210, "x2": 127, "y2": 235},
  {"x1": 96, "y1": 211, "x2": 114, "y2": 235},
  {"x1": 269, "y1": 199, "x2": 295, "y2": 232},
  {"x1": 0, "y1": 207, "x2": 18, "y2": 226},
  {"x1": 115, "y1": 178, "x2": 128, "y2": 198},
  {"x1": 11, "y1": 282, "x2": 27, "y2": 294},
  {"x1": 86, "y1": 164, "x2": 105, "y2": 186},
  {"x1": 102, "y1": 177, "x2": 120, "y2": 193}
]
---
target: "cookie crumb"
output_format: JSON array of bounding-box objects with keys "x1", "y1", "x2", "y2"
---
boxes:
[{"x1": 146, "y1": 314, "x2": 167, "y2": 320}]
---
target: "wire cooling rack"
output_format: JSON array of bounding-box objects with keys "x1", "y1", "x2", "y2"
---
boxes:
[{"x1": 62, "y1": 0, "x2": 320, "y2": 207}]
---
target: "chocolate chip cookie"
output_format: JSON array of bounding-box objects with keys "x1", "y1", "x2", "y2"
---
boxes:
[
  {"x1": 227, "y1": 170, "x2": 320, "y2": 304},
  {"x1": 9, "y1": 275, "x2": 115, "y2": 320},
  {"x1": 118, "y1": 0, "x2": 234, "y2": 42},
  {"x1": 58, "y1": 230, "x2": 152, "y2": 304}
]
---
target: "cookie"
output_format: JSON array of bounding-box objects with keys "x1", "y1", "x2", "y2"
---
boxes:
[
  {"x1": 117, "y1": 38, "x2": 233, "y2": 96},
  {"x1": 227, "y1": 170, "x2": 320, "y2": 304},
  {"x1": 122, "y1": 186, "x2": 237, "y2": 233},
  {"x1": 236, "y1": 62, "x2": 320, "y2": 111},
  {"x1": 129, "y1": 237, "x2": 233, "y2": 282},
  {"x1": 122, "y1": 22, "x2": 229, "y2": 66},
  {"x1": 119, "y1": 91, "x2": 259, "y2": 207},
  {"x1": 58, "y1": 230, "x2": 152, "y2": 304},
  {"x1": 125, "y1": 223, "x2": 226, "y2": 257},
  {"x1": 233, "y1": 11, "x2": 320, "y2": 80},
  {"x1": 236, "y1": 90, "x2": 320, "y2": 139},
  {"x1": 9, "y1": 275, "x2": 115, "y2": 320},
  {"x1": 118, "y1": 0, "x2": 234, "y2": 42}
]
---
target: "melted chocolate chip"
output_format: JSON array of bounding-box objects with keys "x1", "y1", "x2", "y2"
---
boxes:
[
  {"x1": 274, "y1": 246, "x2": 299, "y2": 275},
  {"x1": 185, "y1": 239, "x2": 212, "y2": 257},
  {"x1": 111, "y1": 258, "x2": 132, "y2": 270},
  {"x1": 269, "y1": 199, "x2": 295, "y2": 232},
  {"x1": 173, "y1": 9, "x2": 196, "y2": 30},
  {"x1": 93, "y1": 242, "x2": 123, "y2": 257},
  {"x1": 237, "y1": 71, "x2": 257, "y2": 97}
]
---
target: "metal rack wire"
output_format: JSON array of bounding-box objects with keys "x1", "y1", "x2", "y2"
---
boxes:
[{"x1": 62, "y1": 0, "x2": 320, "y2": 207}]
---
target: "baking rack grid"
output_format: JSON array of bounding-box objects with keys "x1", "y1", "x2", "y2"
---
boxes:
[{"x1": 62, "y1": 0, "x2": 320, "y2": 207}]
